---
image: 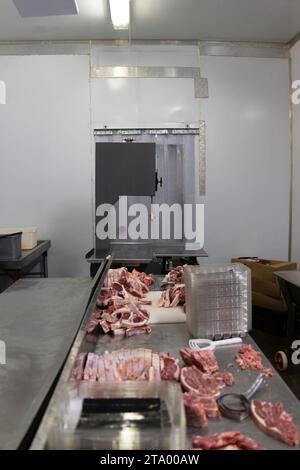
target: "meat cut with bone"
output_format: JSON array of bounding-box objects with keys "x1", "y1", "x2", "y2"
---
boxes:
[
  {"x1": 250, "y1": 400, "x2": 299, "y2": 447},
  {"x1": 163, "y1": 265, "x2": 186, "y2": 285},
  {"x1": 180, "y1": 348, "x2": 219, "y2": 373},
  {"x1": 159, "y1": 284, "x2": 185, "y2": 308},
  {"x1": 184, "y1": 391, "x2": 221, "y2": 427},
  {"x1": 87, "y1": 268, "x2": 153, "y2": 338},
  {"x1": 180, "y1": 366, "x2": 222, "y2": 397},
  {"x1": 71, "y1": 348, "x2": 180, "y2": 383}
]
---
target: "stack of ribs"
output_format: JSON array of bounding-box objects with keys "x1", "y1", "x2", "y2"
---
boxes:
[
  {"x1": 160, "y1": 265, "x2": 187, "y2": 309},
  {"x1": 70, "y1": 348, "x2": 180, "y2": 383},
  {"x1": 163, "y1": 265, "x2": 186, "y2": 285},
  {"x1": 158, "y1": 284, "x2": 185, "y2": 308},
  {"x1": 87, "y1": 268, "x2": 154, "y2": 338}
]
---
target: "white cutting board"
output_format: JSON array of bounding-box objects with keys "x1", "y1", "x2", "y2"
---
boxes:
[{"x1": 146, "y1": 291, "x2": 186, "y2": 324}]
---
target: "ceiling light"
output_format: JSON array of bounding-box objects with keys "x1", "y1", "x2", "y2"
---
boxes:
[{"x1": 109, "y1": 0, "x2": 130, "y2": 30}]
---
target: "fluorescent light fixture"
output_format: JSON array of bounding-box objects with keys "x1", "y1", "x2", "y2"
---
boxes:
[{"x1": 109, "y1": 0, "x2": 130, "y2": 30}]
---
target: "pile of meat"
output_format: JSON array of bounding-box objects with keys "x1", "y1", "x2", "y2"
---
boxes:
[
  {"x1": 236, "y1": 344, "x2": 274, "y2": 377},
  {"x1": 179, "y1": 348, "x2": 234, "y2": 427},
  {"x1": 160, "y1": 265, "x2": 187, "y2": 309},
  {"x1": 192, "y1": 432, "x2": 264, "y2": 450},
  {"x1": 70, "y1": 348, "x2": 180, "y2": 383},
  {"x1": 87, "y1": 268, "x2": 154, "y2": 337},
  {"x1": 251, "y1": 400, "x2": 300, "y2": 446},
  {"x1": 163, "y1": 265, "x2": 186, "y2": 285},
  {"x1": 158, "y1": 284, "x2": 185, "y2": 308}
]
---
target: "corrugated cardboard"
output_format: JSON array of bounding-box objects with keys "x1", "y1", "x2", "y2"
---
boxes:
[{"x1": 252, "y1": 291, "x2": 286, "y2": 312}]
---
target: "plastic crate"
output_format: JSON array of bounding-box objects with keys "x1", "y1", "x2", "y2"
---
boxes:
[
  {"x1": 184, "y1": 264, "x2": 251, "y2": 339},
  {"x1": 0, "y1": 232, "x2": 22, "y2": 260}
]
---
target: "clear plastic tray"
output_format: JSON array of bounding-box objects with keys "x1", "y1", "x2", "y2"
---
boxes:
[
  {"x1": 184, "y1": 263, "x2": 251, "y2": 339},
  {"x1": 46, "y1": 381, "x2": 186, "y2": 450}
]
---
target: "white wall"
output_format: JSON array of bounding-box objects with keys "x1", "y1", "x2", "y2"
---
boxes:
[
  {"x1": 200, "y1": 56, "x2": 290, "y2": 262},
  {"x1": 91, "y1": 45, "x2": 201, "y2": 128},
  {"x1": 0, "y1": 48, "x2": 291, "y2": 277},
  {"x1": 291, "y1": 42, "x2": 300, "y2": 265},
  {"x1": 0, "y1": 55, "x2": 92, "y2": 276}
]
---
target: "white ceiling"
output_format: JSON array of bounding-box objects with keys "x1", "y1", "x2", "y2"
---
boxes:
[{"x1": 0, "y1": 0, "x2": 300, "y2": 43}]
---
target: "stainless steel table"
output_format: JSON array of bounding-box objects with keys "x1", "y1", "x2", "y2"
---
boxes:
[
  {"x1": 33, "y1": 321, "x2": 300, "y2": 450},
  {"x1": 86, "y1": 244, "x2": 207, "y2": 265},
  {"x1": 0, "y1": 241, "x2": 51, "y2": 295},
  {"x1": 0, "y1": 277, "x2": 92, "y2": 449}
]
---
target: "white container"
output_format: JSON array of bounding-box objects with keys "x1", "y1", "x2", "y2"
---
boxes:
[{"x1": 0, "y1": 227, "x2": 37, "y2": 250}]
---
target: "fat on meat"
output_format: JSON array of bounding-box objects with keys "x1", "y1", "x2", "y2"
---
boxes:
[
  {"x1": 180, "y1": 366, "x2": 222, "y2": 397},
  {"x1": 180, "y1": 348, "x2": 219, "y2": 373},
  {"x1": 70, "y1": 352, "x2": 87, "y2": 381},
  {"x1": 192, "y1": 432, "x2": 264, "y2": 450},
  {"x1": 159, "y1": 352, "x2": 180, "y2": 381},
  {"x1": 71, "y1": 348, "x2": 181, "y2": 384},
  {"x1": 251, "y1": 400, "x2": 299, "y2": 447}
]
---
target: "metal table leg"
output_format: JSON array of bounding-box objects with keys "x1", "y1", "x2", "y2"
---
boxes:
[{"x1": 42, "y1": 253, "x2": 48, "y2": 278}]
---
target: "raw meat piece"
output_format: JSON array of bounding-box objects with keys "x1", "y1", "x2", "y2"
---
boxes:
[
  {"x1": 180, "y1": 348, "x2": 219, "y2": 373},
  {"x1": 192, "y1": 432, "x2": 264, "y2": 450},
  {"x1": 184, "y1": 392, "x2": 221, "y2": 426},
  {"x1": 125, "y1": 325, "x2": 152, "y2": 337},
  {"x1": 132, "y1": 269, "x2": 154, "y2": 287},
  {"x1": 76, "y1": 348, "x2": 181, "y2": 384},
  {"x1": 159, "y1": 284, "x2": 185, "y2": 308},
  {"x1": 86, "y1": 316, "x2": 101, "y2": 334},
  {"x1": 99, "y1": 319, "x2": 110, "y2": 334},
  {"x1": 194, "y1": 395, "x2": 221, "y2": 419},
  {"x1": 184, "y1": 393, "x2": 208, "y2": 427},
  {"x1": 213, "y1": 371, "x2": 234, "y2": 387},
  {"x1": 113, "y1": 328, "x2": 126, "y2": 336},
  {"x1": 150, "y1": 352, "x2": 161, "y2": 382},
  {"x1": 251, "y1": 400, "x2": 300, "y2": 446},
  {"x1": 236, "y1": 344, "x2": 274, "y2": 377},
  {"x1": 180, "y1": 366, "x2": 222, "y2": 397},
  {"x1": 87, "y1": 267, "x2": 152, "y2": 336},
  {"x1": 159, "y1": 352, "x2": 180, "y2": 381},
  {"x1": 69, "y1": 352, "x2": 87, "y2": 381},
  {"x1": 163, "y1": 265, "x2": 186, "y2": 285},
  {"x1": 83, "y1": 353, "x2": 99, "y2": 381},
  {"x1": 97, "y1": 355, "x2": 106, "y2": 383}
]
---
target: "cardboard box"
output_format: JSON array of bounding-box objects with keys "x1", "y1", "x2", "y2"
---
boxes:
[
  {"x1": 232, "y1": 258, "x2": 297, "y2": 312},
  {"x1": 231, "y1": 258, "x2": 297, "y2": 282},
  {"x1": 252, "y1": 291, "x2": 286, "y2": 312},
  {"x1": 252, "y1": 276, "x2": 282, "y2": 300}
]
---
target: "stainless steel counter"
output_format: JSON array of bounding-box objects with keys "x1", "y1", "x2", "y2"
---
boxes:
[
  {"x1": 30, "y1": 268, "x2": 300, "y2": 451},
  {"x1": 32, "y1": 322, "x2": 300, "y2": 450},
  {"x1": 87, "y1": 324, "x2": 299, "y2": 450},
  {"x1": 0, "y1": 278, "x2": 92, "y2": 449}
]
